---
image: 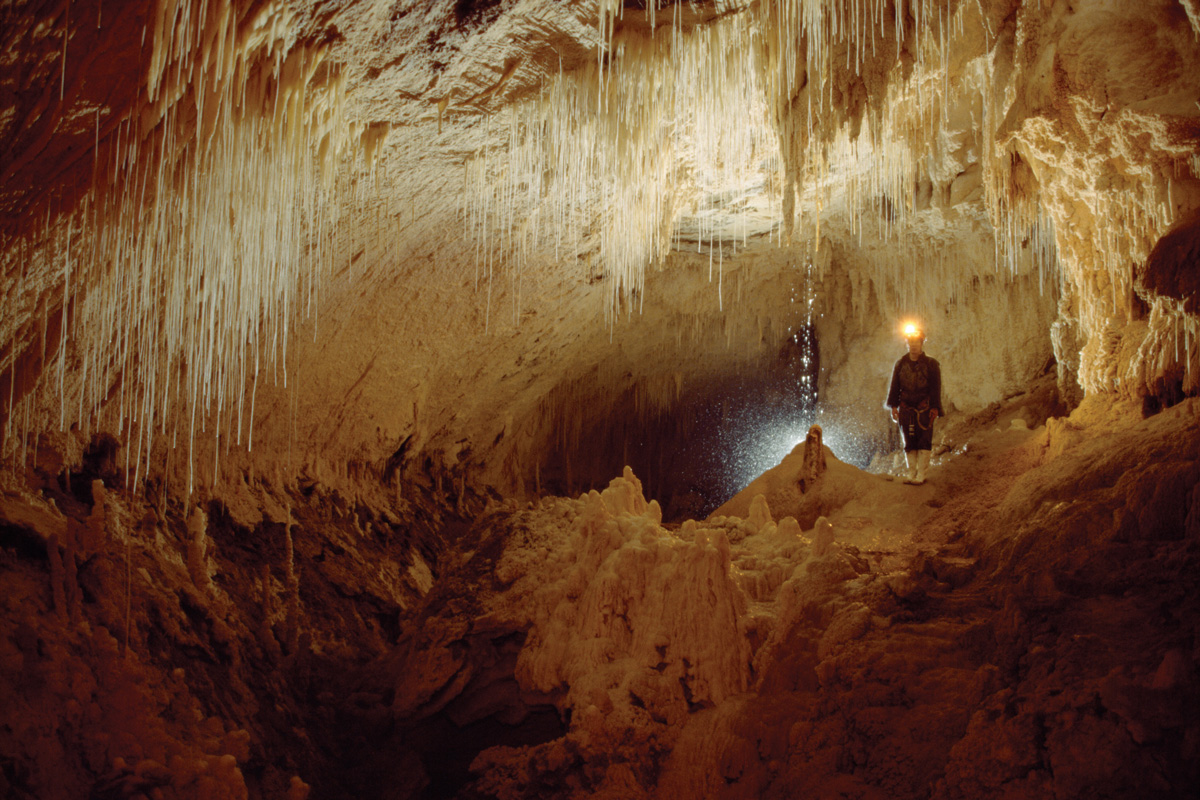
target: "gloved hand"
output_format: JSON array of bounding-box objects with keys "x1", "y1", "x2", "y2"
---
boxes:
[{"x1": 930, "y1": 408, "x2": 939, "y2": 421}]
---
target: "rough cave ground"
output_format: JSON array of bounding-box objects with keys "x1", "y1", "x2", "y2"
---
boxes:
[{"x1": 3, "y1": 380, "x2": 1199, "y2": 799}]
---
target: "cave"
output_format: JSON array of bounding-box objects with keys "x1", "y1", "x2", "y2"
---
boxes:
[{"x1": 1, "y1": 1, "x2": 1199, "y2": 798}]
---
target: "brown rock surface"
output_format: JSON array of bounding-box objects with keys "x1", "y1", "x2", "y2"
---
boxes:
[
  {"x1": 1, "y1": 369, "x2": 1199, "y2": 799},
  {"x1": 1, "y1": 0, "x2": 1199, "y2": 797}
]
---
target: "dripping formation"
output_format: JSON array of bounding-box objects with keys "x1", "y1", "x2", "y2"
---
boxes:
[
  {"x1": 0, "y1": 0, "x2": 362, "y2": 494},
  {"x1": 461, "y1": 14, "x2": 777, "y2": 328}
]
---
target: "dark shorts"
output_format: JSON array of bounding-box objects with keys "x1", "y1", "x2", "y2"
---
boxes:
[{"x1": 898, "y1": 406, "x2": 935, "y2": 451}]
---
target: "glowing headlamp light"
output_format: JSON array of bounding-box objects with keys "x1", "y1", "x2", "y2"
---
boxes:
[{"x1": 903, "y1": 322, "x2": 921, "y2": 339}]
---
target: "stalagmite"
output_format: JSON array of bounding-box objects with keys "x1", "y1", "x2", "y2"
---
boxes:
[
  {"x1": 186, "y1": 504, "x2": 212, "y2": 594},
  {"x1": 811, "y1": 514, "x2": 835, "y2": 556},
  {"x1": 800, "y1": 423, "x2": 826, "y2": 491}
]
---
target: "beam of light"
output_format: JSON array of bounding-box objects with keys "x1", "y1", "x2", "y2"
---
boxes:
[{"x1": 717, "y1": 407, "x2": 878, "y2": 500}]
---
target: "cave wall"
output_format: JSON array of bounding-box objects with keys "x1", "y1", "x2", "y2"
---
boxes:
[
  {"x1": 772, "y1": 0, "x2": 1197, "y2": 423},
  {"x1": 980, "y1": 0, "x2": 1200, "y2": 405}
]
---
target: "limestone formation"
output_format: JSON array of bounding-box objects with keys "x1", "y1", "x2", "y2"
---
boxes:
[
  {"x1": 82, "y1": 480, "x2": 108, "y2": 556},
  {"x1": 799, "y1": 424, "x2": 826, "y2": 492},
  {"x1": 811, "y1": 515, "x2": 835, "y2": 557},
  {"x1": 186, "y1": 505, "x2": 212, "y2": 595}
]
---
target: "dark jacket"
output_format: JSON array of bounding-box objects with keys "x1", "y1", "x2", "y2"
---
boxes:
[{"x1": 886, "y1": 352, "x2": 943, "y2": 413}]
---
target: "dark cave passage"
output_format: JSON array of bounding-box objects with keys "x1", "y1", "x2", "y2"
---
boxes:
[{"x1": 531, "y1": 322, "x2": 887, "y2": 521}]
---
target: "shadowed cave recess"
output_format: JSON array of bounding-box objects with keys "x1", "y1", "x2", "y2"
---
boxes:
[
  {"x1": 537, "y1": 324, "x2": 829, "y2": 521},
  {"x1": 2, "y1": 0, "x2": 1200, "y2": 799}
]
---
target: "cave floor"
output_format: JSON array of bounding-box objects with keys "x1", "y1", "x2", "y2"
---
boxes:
[{"x1": 1, "y1": 392, "x2": 1198, "y2": 799}]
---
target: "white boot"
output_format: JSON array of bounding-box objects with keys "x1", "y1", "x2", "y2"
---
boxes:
[
  {"x1": 913, "y1": 450, "x2": 931, "y2": 484},
  {"x1": 902, "y1": 451, "x2": 918, "y2": 484}
]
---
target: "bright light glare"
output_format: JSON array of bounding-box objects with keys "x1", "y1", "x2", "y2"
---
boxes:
[
  {"x1": 723, "y1": 411, "x2": 877, "y2": 497},
  {"x1": 733, "y1": 418, "x2": 817, "y2": 490},
  {"x1": 903, "y1": 322, "x2": 919, "y2": 337}
]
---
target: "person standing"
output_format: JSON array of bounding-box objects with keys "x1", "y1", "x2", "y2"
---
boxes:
[{"x1": 885, "y1": 324, "x2": 942, "y2": 484}]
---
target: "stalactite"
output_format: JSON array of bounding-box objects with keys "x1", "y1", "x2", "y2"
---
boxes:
[
  {"x1": 0, "y1": 0, "x2": 364, "y2": 492},
  {"x1": 461, "y1": 15, "x2": 775, "y2": 327}
]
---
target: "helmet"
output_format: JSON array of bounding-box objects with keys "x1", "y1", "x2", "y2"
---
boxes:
[{"x1": 902, "y1": 322, "x2": 925, "y2": 341}]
